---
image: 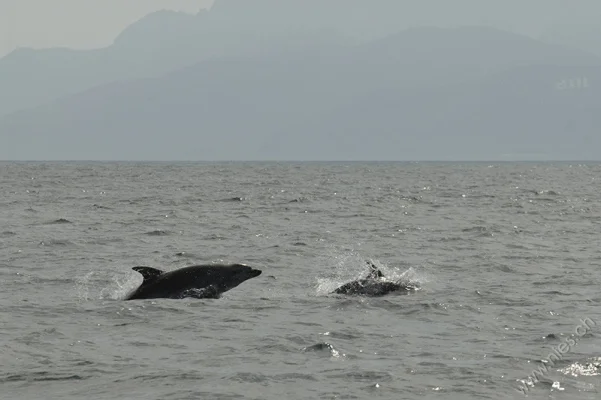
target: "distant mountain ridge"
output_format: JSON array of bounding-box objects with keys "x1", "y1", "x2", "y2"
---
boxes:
[
  {"x1": 1, "y1": 25, "x2": 599, "y2": 161},
  {"x1": 1, "y1": 0, "x2": 599, "y2": 118}
]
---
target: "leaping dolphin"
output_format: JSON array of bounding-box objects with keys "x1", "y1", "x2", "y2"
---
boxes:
[
  {"x1": 125, "y1": 263, "x2": 262, "y2": 300},
  {"x1": 332, "y1": 261, "x2": 419, "y2": 297}
]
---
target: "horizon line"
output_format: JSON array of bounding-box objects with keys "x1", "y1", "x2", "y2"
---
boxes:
[{"x1": 2, "y1": 159, "x2": 600, "y2": 163}]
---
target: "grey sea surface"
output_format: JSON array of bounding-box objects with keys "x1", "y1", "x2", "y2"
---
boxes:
[{"x1": 1, "y1": 161, "x2": 601, "y2": 399}]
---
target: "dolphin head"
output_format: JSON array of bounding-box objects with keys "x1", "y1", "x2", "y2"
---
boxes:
[
  {"x1": 205, "y1": 264, "x2": 262, "y2": 293},
  {"x1": 231, "y1": 264, "x2": 262, "y2": 280}
]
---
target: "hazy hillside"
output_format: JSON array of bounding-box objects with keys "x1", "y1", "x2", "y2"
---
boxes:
[
  {"x1": 0, "y1": 10, "x2": 201, "y2": 118},
  {"x1": 263, "y1": 65, "x2": 601, "y2": 161},
  {"x1": 1, "y1": 0, "x2": 598, "y2": 118},
  {"x1": 540, "y1": 23, "x2": 601, "y2": 59},
  {"x1": 1, "y1": 26, "x2": 599, "y2": 161},
  {"x1": 0, "y1": 6, "x2": 349, "y2": 118}
]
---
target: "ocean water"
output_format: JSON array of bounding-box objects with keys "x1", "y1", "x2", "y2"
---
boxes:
[{"x1": 1, "y1": 161, "x2": 601, "y2": 400}]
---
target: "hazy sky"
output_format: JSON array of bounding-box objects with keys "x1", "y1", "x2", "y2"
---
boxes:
[{"x1": 0, "y1": 0, "x2": 213, "y2": 57}]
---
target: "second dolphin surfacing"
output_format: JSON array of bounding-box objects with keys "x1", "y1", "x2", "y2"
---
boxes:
[{"x1": 332, "y1": 261, "x2": 419, "y2": 297}]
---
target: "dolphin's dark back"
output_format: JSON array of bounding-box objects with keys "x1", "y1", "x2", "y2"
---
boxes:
[{"x1": 125, "y1": 263, "x2": 262, "y2": 300}]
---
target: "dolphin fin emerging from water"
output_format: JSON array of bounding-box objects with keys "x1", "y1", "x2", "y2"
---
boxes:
[
  {"x1": 365, "y1": 261, "x2": 384, "y2": 279},
  {"x1": 132, "y1": 266, "x2": 165, "y2": 283}
]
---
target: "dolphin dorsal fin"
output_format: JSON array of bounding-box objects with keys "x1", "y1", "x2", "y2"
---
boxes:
[
  {"x1": 366, "y1": 261, "x2": 384, "y2": 279},
  {"x1": 132, "y1": 266, "x2": 165, "y2": 284}
]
